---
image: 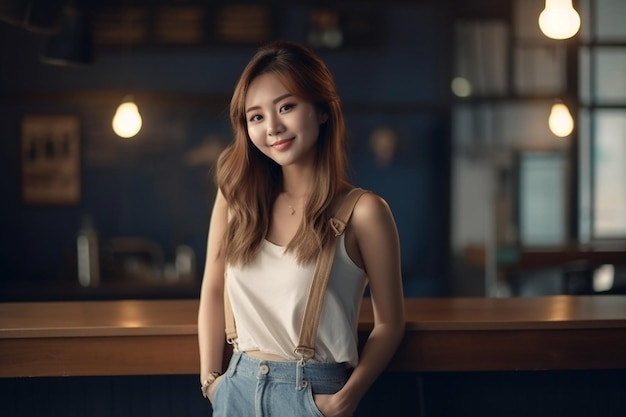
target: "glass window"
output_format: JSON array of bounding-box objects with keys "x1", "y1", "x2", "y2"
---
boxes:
[
  {"x1": 454, "y1": 20, "x2": 508, "y2": 96},
  {"x1": 578, "y1": 110, "x2": 592, "y2": 243},
  {"x1": 519, "y1": 152, "x2": 567, "y2": 245},
  {"x1": 453, "y1": 102, "x2": 570, "y2": 151},
  {"x1": 595, "y1": 0, "x2": 626, "y2": 40},
  {"x1": 580, "y1": 0, "x2": 626, "y2": 42},
  {"x1": 578, "y1": 1, "x2": 626, "y2": 240},
  {"x1": 580, "y1": 48, "x2": 626, "y2": 104},
  {"x1": 594, "y1": 48, "x2": 626, "y2": 103},
  {"x1": 593, "y1": 110, "x2": 626, "y2": 237}
]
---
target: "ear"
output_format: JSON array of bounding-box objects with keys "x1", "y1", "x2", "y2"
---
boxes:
[{"x1": 318, "y1": 112, "x2": 329, "y2": 124}]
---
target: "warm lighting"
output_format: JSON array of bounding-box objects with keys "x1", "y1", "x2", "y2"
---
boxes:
[
  {"x1": 538, "y1": 0, "x2": 581, "y2": 40},
  {"x1": 593, "y1": 264, "x2": 615, "y2": 292},
  {"x1": 451, "y1": 77, "x2": 472, "y2": 97},
  {"x1": 112, "y1": 97, "x2": 142, "y2": 138},
  {"x1": 548, "y1": 102, "x2": 574, "y2": 137}
]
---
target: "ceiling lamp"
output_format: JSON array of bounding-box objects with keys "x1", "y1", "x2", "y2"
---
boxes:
[
  {"x1": 548, "y1": 101, "x2": 574, "y2": 137},
  {"x1": 538, "y1": 0, "x2": 581, "y2": 40},
  {"x1": 112, "y1": 96, "x2": 142, "y2": 138}
]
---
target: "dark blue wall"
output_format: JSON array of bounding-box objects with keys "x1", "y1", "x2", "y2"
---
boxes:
[{"x1": 0, "y1": 3, "x2": 450, "y2": 298}]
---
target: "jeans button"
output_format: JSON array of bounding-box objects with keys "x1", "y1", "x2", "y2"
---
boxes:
[{"x1": 259, "y1": 364, "x2": 269, "y2": 375}]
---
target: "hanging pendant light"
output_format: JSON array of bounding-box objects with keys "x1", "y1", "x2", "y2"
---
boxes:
[
  {"x1": 538, "y1": 0, "x2": 581, "y2": 40},
  {"x1": 548, "y1": 101, "x2": 574, "y2": 137},
  {"x1": 112, "y1": 96, "x2": 142, "y2": 138}
]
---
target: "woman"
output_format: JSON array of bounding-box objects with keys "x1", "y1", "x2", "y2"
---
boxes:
[{"x1": 198, "y1": 40, "x2": 405, "y2": 417}]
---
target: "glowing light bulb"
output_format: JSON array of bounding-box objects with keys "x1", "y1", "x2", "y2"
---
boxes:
[
  {"x1": 112, "y1": 98, "x2": 142, "y2": 138},
  {"x1": 451, "y1": 77, "x2": 472, "y2": 97},
  {"x1": 538, "y1": 0, "x2": 581, "y2": 40},
  {"x1": 549, "y1": 102, "x2": 574, "y2": 137}
]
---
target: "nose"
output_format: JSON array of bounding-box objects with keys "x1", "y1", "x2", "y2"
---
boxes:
[{"x1": 267, "y1": 115, "x2": 285, "y2": 136}]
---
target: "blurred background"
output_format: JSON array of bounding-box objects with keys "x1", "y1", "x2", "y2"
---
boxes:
[{"x1": 1, "y1": 0, "x2": 625, "y2": 301}]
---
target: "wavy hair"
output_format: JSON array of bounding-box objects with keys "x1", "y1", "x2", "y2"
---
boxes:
[{"x1": 216, "y1": 40, "x2": 351, "y2": 266}]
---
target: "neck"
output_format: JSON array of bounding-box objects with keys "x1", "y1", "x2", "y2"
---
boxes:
[{"x1": 281, "y1": 165, "x2": 315, "y2": 199}]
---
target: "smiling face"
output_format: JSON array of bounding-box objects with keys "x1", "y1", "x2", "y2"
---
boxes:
[{"x1": 244, "y1": 72, "x2": 327, "y2": 168}]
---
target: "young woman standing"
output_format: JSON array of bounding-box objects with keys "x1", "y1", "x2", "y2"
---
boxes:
[{"x1": 198, "y1": 40, "x2": 405, "y2": 417}]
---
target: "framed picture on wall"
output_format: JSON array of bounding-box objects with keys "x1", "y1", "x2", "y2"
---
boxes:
[{"x1": 21, "y1": 114, "x2": 81, "y2": 205}]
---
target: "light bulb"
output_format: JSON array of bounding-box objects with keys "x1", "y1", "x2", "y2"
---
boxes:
[
  {"x1": 451, "y1": 77, "x2": 472, "y2": 97},
  {"x1": 112, "y1": 98, "x2": 142, "y2": 138},
  {"x1": 538, "y1": 0, "x2": 581, "y2": 40},
  {"x1": 548, "y1": 102, "x2": 574, "y2": 137}
]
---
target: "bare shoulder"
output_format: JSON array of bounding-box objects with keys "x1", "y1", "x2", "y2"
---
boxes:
[
  {"x1": 346, "y1": 190, "x2": 399, "y2": 253},
  {"x1": 345, "y1": 190, "x2": 401, "y2": 291},
  {"x1": 351, "y1": 191, "x2": 395, "y2": 230}
]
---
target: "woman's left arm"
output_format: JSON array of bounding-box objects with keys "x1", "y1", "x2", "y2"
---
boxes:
[{"x1": 317, "y1": 192, "x2": 406, "y2": 417}]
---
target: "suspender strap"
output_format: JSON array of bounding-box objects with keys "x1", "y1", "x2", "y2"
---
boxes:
[
  {"x1": 223, "y1": 188, "x2": 368, "y2": 359},
  {"x1": 294, "y1": 187, "x2": 367, "y2": 361}
]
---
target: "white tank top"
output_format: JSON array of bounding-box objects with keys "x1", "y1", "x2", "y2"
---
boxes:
[{"x1": 225, "y1": 234, "x2": 367, "y2": 367}]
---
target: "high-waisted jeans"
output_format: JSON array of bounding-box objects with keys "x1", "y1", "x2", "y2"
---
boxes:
[{"x1": 210, "y1": 352, "x2": 350, "y2": 417}]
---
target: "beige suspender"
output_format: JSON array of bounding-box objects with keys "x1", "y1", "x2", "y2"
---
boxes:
[
  {"x1": 223, "y1": 188, "x2": 368, "y2": 362},
  {"x1": 293, "y1": 187, "x2": 367, "y2": 361}
]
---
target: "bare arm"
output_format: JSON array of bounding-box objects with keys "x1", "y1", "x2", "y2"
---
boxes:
[
  {"x1": 198, "y1": 190, "x2": 229, "y2": 383},
  {"x1": 318, "y1": 192, "x2": 406, "y2": 417}
]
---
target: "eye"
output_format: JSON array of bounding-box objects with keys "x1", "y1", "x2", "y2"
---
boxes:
[
  {"x1": 279, "y1": 103, "x2": 295, "y2": 113},
  {"x1": 248, "y1": 114, "x2": 263, "y2": 122}
]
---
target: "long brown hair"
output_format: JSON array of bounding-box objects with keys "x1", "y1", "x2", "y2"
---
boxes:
[{"x1": 216, "y1": 40, "x2": 351, "y2": 266}]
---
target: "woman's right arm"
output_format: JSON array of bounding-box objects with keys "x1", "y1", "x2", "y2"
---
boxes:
[{"x1": 198, "y1": 189, "x2": 229, "y2": 384}]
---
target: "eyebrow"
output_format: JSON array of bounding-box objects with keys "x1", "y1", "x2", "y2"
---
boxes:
[{"x1": 245, "y1": 93, "x2": 294, "y2": 114}]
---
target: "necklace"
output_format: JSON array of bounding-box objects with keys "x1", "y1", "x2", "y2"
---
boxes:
[{"x1": 279, "y1": 192, "x2": 299, "y2": 216}]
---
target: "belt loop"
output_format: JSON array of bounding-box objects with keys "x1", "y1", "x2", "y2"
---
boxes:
[{"x1": 227, "y1": 351, "x2": 242, "y2": 377}]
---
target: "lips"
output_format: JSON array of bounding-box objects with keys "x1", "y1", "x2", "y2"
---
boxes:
[{"x1": 271, "y1": 137, "x2": 295, "y2": 151}]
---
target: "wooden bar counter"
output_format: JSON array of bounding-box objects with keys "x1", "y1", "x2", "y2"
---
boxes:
[{"x1": 1, "y1": 296, "x2": 626, "y2": 378}]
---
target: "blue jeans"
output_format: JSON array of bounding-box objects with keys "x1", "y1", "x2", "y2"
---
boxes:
[{"x1": 211, "y1": 352, "x2": 350, "y2": 417}]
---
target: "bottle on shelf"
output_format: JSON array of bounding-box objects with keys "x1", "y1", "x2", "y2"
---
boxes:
[{"x1": 77, "y1": 215, "x2": 100, "y2": 287}]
